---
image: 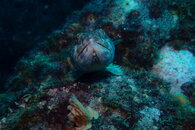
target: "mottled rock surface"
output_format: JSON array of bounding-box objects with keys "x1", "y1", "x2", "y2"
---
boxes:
[{"x1": 0, "y1": 0, "x2": 194, "y2": 129}]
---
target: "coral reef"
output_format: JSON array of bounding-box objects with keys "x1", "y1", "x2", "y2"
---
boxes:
[
  {"x1": 0, "y1": 0, "x2": 194, "y2": 129},
  {"x1": 136, "y1": 106, "x2": 161, "y2": 129}
]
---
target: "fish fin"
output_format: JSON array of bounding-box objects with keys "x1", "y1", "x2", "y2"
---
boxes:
[{"x1": 106, "y1": 64, "x2": 124, "y2": 75}]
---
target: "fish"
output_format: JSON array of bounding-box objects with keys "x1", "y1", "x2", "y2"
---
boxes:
[{"x1": 70, "y1": 29, "x2": 123, "y2": 75}]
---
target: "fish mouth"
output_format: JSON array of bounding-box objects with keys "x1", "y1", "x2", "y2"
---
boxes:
[
  {"x1": 92, "y1": 48, "x2": 100, "y2": 64},
  {"x1": 77, "y1": 41, "x2": 90, "y2": 58}
]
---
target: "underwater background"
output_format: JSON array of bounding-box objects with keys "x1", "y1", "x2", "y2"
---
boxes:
[{"x1": 0, "y1": 0, "x2": 194, "y2": 129}]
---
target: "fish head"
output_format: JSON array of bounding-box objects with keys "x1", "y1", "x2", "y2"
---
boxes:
[{"x1": 71, "y1": 29, "x2": 115, "y2": 72}]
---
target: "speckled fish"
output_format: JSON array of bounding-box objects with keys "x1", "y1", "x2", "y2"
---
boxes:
[{"x1": 70, "y1": 29, "x2": 123, "y2": 75}]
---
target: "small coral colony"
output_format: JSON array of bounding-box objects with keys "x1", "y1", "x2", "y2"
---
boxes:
[{"x1": 0, "y1": 0, "x2": 194, "y2": 129}]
